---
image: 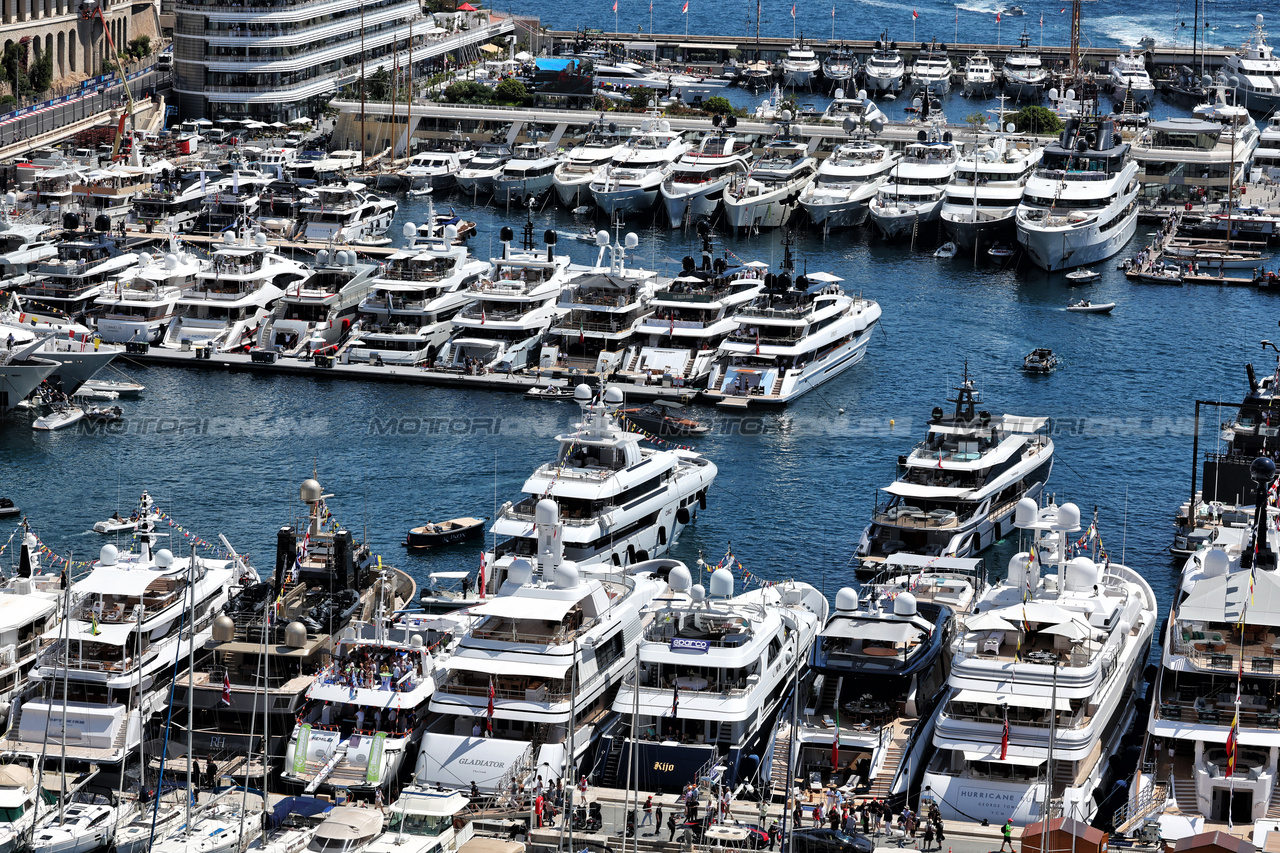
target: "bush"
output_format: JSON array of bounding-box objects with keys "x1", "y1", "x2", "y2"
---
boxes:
[
  {"x1": 442, "y1": 81, "x2": 492, "y2": 104},
  {"x1": 627, "y1": 86, "x2": 657, "y2": 111},
  {"x1": 28, "y1": 47, "x2": 51, "y2": 94},
  {"x1": 126, "y1": 35, "x2": 151, "y2": 61},
  {"x1": 702, "y1": 96, "x2": 733, "y2": 115},
  {"x1": 1013, "y1": 105, "x2": 1063, "y2": 136},
  {"x1": 493, "y1": 77, "x2": 528, "y2": 105}
]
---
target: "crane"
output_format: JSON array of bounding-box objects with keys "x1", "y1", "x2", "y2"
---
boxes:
[{"x1": 79, "y1": 0, "x2": 137, "y2": 161}]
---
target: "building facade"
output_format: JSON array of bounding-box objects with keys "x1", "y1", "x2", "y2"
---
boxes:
[{"x1": 0, "y1": 0, "x2": 157, "y2": 95}]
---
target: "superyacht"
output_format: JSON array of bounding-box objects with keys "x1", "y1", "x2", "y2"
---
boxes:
[
  {"x1": 863, "y1": 32, "x2": 905, "y2": 94},
  {"x1": 260, "y1": 248, "x2": 378, "y2": 354},
  {"x1": 723, "y1": 136, "x2": 817, "y2": 232},
  {"x1": 1003, "y1": 30, "x2": 1048, "y2": 101},
  {"x1": 492, "y1": 143, "x2": 564, "y2": 207},
  {"x1": 1224, "y1": 14, "x2": 1280, "y2": 113},
  {"x1": 799, "y1": 137, "x2": 897, "y2": 229},
  {"x1": 660, "y1": 128, "x2": 753, "y2": 229},
  {"x1": 553, "y1": 124, "x2": 628, "y2": 208},
  {"x1": 590, "y1": 114, "x2": 690, "y2": 218},
  {"x1": 868, "y1": 113, "x2": 958, "y2": 239},
  {"x1": 940, "y1": 126, "x2": 1043, "y2": 252},
  {"x1": 93, "y1": 239, "x2": 205, "y2": 345},
  {"x1": 910, "y1": 39, "x2": 954, "y2": 96},
  {"x1": 1108, "y1": 48, "x2": 1156, "y2": 106}
]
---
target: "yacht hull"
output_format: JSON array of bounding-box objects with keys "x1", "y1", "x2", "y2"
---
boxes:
[
  {"x1": 592, "y1": 184, "x2": 660, "y2": 218},
  {"x1": 801, "y1": 196, "x2": 872, "y2": 229},
  {"x1": 493, "y1": 173, "x2": 556, "y2": 205},
  {"x1": 869, "y1": 200, "x2": 943, "y2": 239},
  {"x1": 1017, "y1": 208, "x2": 1138, "y2": 272},
  {"x1": 554, "y1": 171, "x2": 600, "y2": 208},
  {"x1": 941, "y1": 209, "x2": 1016, "y2": 252},
  {"x1": 661, "y1": 180, "x2": 730, "y2": 228},
  {"x1": 864, "y1": 72, "x2": 903, "y2": 93},
  {"x1": 724, "y1": 185, "x2": 806, "y2": 231},
  {"x1": 702, "y1": 322, "x2": 878, "y2": 407}
]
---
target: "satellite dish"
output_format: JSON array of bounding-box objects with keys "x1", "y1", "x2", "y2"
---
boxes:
[
  {"x1": 857, "y1": 88, "x2": 867, "y2": 100},
  {"x1": 1006, "y1": 122, "x2": 1016, "y2": 133},
  {"x1": 1048, "y1": 87, "x2": 1059, "y2": 100},
  {"x1": 780, "y1": 109, "x2": 793, "y2": 122},
  {"x1": 1230, "y1": 75, "x2": 1241, "y2": 88},
  {"x1": 834, "y1": 88, "x2": 845, "y2": 99},
  {"x1": 987, "y1": 121, "x2": 999, "y2": 131},
  {"x1": 869, "y1": 118, "x2": 886, "y2": 134},
  {"x1": 842, "y1": 117, "x2": 857, "y2": 134},
  {"x1": 1202, "y1": 74, "x2": 1214, "y2": 89},
  {"x1": 1258, "y1": 13, "x2": 1264, "y2": 25},
  {"x1": 1065, "y1": 88, "x2": 1076, "y2": 100}
]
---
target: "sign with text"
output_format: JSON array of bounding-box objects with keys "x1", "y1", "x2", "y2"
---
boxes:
[{"x1": 670, "y1": 637, "x2": 709, "y2": 652}]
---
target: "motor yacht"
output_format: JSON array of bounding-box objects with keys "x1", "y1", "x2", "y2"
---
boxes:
[
  {"x1": 492, "y1": 143, "x2": 564, "y2": 206},
  {"x1": 963, "y1": 51, "x2": 997, "y2": 98},
  {"x1": 941, "y1": 130, "x2": 1043, "y2": 252},
  {"x1": 454, "y1": 143, "x2": 513, "y2": 198},
  {"x1": 856, "y1": 368, "x2": 1054, "y2": 566},
  {"x1": 911, "y1": 39, "x2": 954, "y2": 95},
  {"x1": 398, "y1": 152, "x2": 464, "y2": 193},
  {"x1": 553, "y1": 124, "x2": 628, "y2": 208},
  {"x1": 864, "y1": 32, "x2": 905, "y2": 94},
  {"x1": 299, "y1": 184, "x2": 397, "y2": 244},
  {"x1": 262, "y1": 249, "x2": 377, "y2": 354},
  {"x1": 817, "y1": 89, "x2": 886, "y2": 127},
  {"x1": 12, "y1": 230, "x2": 137, "y2": 324},
  {"x1": 781, "y1": 39, "x2": 820, "y2": 89},
  {"x1": 1109, "y1": 48, "x2": 1156, "y2": 106},
  {"x1": 823, "y1": 46, "x2": 858, "y2": 89},
  {"x1": 1224, "y1": 14, "x2": 1280, "y2": 113},
  {"x1": 660, "y1": 130, "x2": 753, "y2": 228},
  {"x1": 724, "y1": 137, "x2": 817, "y2": 232},
  {"x1": 590, "y1": 112, "x2": 690, "y2": 218},
  {"x1": 800, "y1": 138, "x2": 898, "y2": 229},
  {"x1": 1003, "y1": 30, "x2": 1048, "y2": 101},
  {"x1": 94, "y1": 238, "x2": 205, "y2": 345},
  {"x1": 868, "y1": 117, "x2": 958, "y2": 239}
]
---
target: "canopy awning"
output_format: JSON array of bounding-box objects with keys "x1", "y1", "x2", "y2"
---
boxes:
[
  {"x1": 819, "y1": 620, "x2": 919, "y2": 643},
  {"x1": 466, "y1": 595, "x2": 578, "y2": 622},
  {"x1": 883, "y1": 482, "x2": 972, "y2": 499},
  {"x1": 429, "y1": 571, "x2": 471, "y2": 580},
  {"x1": 952, "y1": 689, "x2": 1070, "y2": 712},
  {"x1": 51, "y1": 620, "x2": 135, "y2": 646},
  {"x1": 676, "y1": 42, "x2": 738, "y2": 50},
  {"x1": 74, "y1": 567, "x2": 179, "y2": 597},
  {"x1": 479, "y1": 43, "x2": 501, "y2": 53},
  {"x1": 447, "y1": 654, "x2": 572, "y2": 680},
  {"x1": 1176, "y1": 569, "x2": 1280, "y2": 627},
  {"x1": 962, "y1": 750, "x2": 1046, "y2": 767},
  {"x1": 415, "y1": 733, "x2": 532, "y2": 792}
]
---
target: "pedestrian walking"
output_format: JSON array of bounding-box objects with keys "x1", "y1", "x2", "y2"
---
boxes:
[
  {"x1": 667, "y1": 812, "x2": 678, "y2": 842},
  {"x1": 860, "y1": 804, "x2": 869, "y2": 835},
  {"x1": 656, "y1": 803, "x2": 663, "y2": 831},
  {"x1": 812, "y1": 803, "x2": 822, "y2": 827},
  {"x1": 641, "y1": 795, "x2": 653, "y2": 828},
  {"x1": 922, "y1": 820, "x2": 935, "y2": 851},
  {"x1": 768, "y1": 820, "x2": 780, "y2": 851},
  {"x1": 934, "y1": 818, "x2": 945, "y2": 846},
  {"x1": 999, "y1": 818, "x2": 1015, "y2": 853}
]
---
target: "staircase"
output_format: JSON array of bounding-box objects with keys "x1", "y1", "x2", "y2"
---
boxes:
[
  {"x1": 867, "y1": 727, "x2": 910, "y2": 799},
  {"x1": 305, "y1": 741, "x2": 349, "y2": 793},
  {"x1": 110, "y1": 717, "x2": 129, "y2": 752},
  {"x1": 1171, "y1": 776, "x2": 1200, "y2": 816},
  {"x1": 770, "y1": 374, "x2": 785, "y2": 397},
  {"x1": 601, "y1": 737, "x2": 622, "y2": 787},
  {"x1": 3, "y1": 702, "x2": 22, "y2": 742},
  {"x1": 257, "y1": 316, "x2": 276, "y2": 349},
  {"x1": 1266, "y1": 790, "x2": 1280, "y2": 821},
  {"x1": 1113, "y1": 781, "x2": 1169, "y2": 835},
  {"x1": 770, "y1": 727, "x2": 792, "y2": 795},
  {"x1": 820, "y1": 678, "x2": 841, "y2": 713},
  {"x1": 627, "y1": 351, "x2": 642, "y2": 372}
]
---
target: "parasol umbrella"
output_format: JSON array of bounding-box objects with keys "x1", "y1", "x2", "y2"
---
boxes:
[{"x1": 964, "y1": 612, "x2": 1017, "y2": 632}]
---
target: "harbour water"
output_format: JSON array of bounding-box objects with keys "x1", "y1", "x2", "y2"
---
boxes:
[{"x1": 1, "y1": 188, "x2": 1271, "y2": 627}]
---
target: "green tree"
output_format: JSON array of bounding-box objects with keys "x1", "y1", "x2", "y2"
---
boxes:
[
  {"x1": 442, "y1": 80, "x2": 492, "y2": 104},
  {"x1": 363, "y1": 67, "x2": 391, "y2": 100},
  {"x1": 1, "y1": 42, "x2": 29, "y2": 98},
  {"x1": 28, "y1": 46, "x2": 51, "y2": 93},
  {"x1": 627, "y1": 86, "x2": 657, "y2": 111},
  {"x1": 126, "y1": 35, "x2": 151, "y2": 60},
  {"x1": 493, "y1": 77, "x2": 528, "y2": 105},
  {"x1": 1012, "y1": 105, "x2": 1063, "y2": 136},
  {"x1": 702, "y1": 95, "x2": 733, "y2": 115}
]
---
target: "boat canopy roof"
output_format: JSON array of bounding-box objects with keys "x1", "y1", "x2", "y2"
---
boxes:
[
  {"x1": 75, "y1": 566, "x2": 182, "y2": 596},
  {"x1": 447, "y1": 654, "x2": 572, "y2": 679}
]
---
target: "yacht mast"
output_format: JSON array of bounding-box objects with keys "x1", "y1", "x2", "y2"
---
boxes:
[
  {"x1": 58, "y1": 568, "x2": 69, "y2": 827},
  {"x1": 186, "y1": 543, "x2": 195, "y2": 831}
]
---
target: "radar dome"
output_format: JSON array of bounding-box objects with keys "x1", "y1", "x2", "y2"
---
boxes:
[
  {"x1": 1203, "y1": 548, "x2": 1229, "y2": 578},
  {"x1": 779, "y1": 109, "x2": 792, "y2": 123},
  {"x1": 625, "y1": 232, "x2": 639, "y2": 249},
  {"x1": 285, "y1": 621, "x2": 308, "y2": 648},
  {"x1": 1014, "y1": 497, "x2": 1038, "y2": 527},
  {"x1": 574, "y1": 384, "x2": 593, "y2": 402},
  {"x1": 165, "y1": 254, "x2": 178, "y2": 270},
  {"x1": 402, "y1": 222, "x2": 417, "y2": 239},
  {"x1": 444, "y1": 225, "x2": 458, "y2": 243},
  {"x1": 835, "y1": 587, "x2": 858, "y2": 612},
  {"x1": 254, "y1": 233, "x2": 268, "y2": 247},
  {"x1": 506, "y1": 558, "x2": 534, "y2": 586},
  {"x1": 1252, "y1": 456, "x2": 1277, "y2": 484},
  {"x1": 410, "y1": 634, "x2": 424, "y2": 648},
  {"x1": 857, "y1": 89, "x2": 868, "y2": 100},
  {"x1": 23, "y1": 534, "x2": 35, "y2": 550},
  {"x1": 154, "y1": 549, "x2": 174, "y2": 568},
  {"x1": 834, "y1": 88, "x2": 845, "y2": 99},
  {"x1": 316, "y1": 249, "x2": 329, "y2": 266},
  {"x1": 1054, "y1": 502, "x2": 1081, "y2": 531},
  {"x1": 709, "y1": 567, "x2": 735, "y2": 598},
  {"x1": 1007, "y1": 553, "x2": 1030, "y2": 589},
  {"x1": 555, "y1": 560, "x2": 580, "y2": 590},
  {"x1": 1065, "y1": 557, "x2": 1100, "y2": 592},
  {"x1": 99, "y1": 544, "x2": 118, "y2": 566},
  {"x1": 691, "y1": 583, "x2": 706, "y2": 603},
  {"x1": 1049, "y1": 87, "x2": 1059, "y2": 100},
  {"x1": 604, "y1": 386, "x2": 624, "y2": 405},
  {"x1": 669, "y1": 564, "x2": 692, "y2": 592},
  {"x1": 535, "y1": 498, "x2": 559, "y2": 526},
  {"x1": 212, "y1": 614, "x2": 235, "y2": 643},
  {"x1": 300, "y1": 478, "x2": 323, "y2": 502},
  {"x1": 595, "y1": 230, "x2": 609, "y2": 246},
  {"x1": 893, "y1": 591, "x2": 917, "y2": 617}
]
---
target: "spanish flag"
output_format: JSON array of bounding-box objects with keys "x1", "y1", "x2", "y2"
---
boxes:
[{"x1": 1226, "y1": 709, "x2": 1239, "y2": 777}]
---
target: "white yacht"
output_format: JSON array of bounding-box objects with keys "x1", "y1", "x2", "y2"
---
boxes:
[
  {"x1": 724, "y1": 138, "x2": 817, "y2": 231},
  {"x1": 94, "y1": 239, "x2": 205, "y2": 345},
  {"x1": 963, "y1": 51, "x2": 997, "y2": 98},
  {"x1": 621, "y1": 262, "x2": 766, "y2": 387},
  {"x1": 398, "y1": 151, "x2": 464, "y2": 193},
  {"x1": 941, "y1": 131, "x2": 1043, "y2": 252},
  {"x1": 350, "y1": 223, "x2": 487, "y2": 366},
  {"x1": 818, "y1": 89, "x2": 886, "y2": 126},
  {"x1": 1016, "y1": 116, "x2": 1140, "y2": 271},
  {"x1": 856, "y1": 370, "x2": 1054, "y2": 565},
  {"x1": 868, "y1": 120, "x2": 959, "y2": 239},
  {"x1": 7, "y1": 524, "x2": 247, "y2": 775},
  {"x1": 800, "y1": 137, "x2": 898, "y2": 229},
  {"x1": 554, "y1": 125, "x2": 628, "y2": 208},
  {"x1": 1132, "y1": 114, "x2": 1256, "y2": 209},
  {"x1": 1254, "y1": 114, "x2": 1280, "y2": 178},
  {"x1": 31, "y1": 797, "x2": 132, "y2": 853},
  {"x1": 492, "y1": 143, "x2": 564, "y2": 206},
  {"x1": 0, "y1": 321, "x2": 115, "y2": 397},
  {"x1": 783, "y1": 556, "x2": 981, "y2": 804},
  {"x1": 781, "y1": 40, "x2": 820, "y2": 89},
  {"x1": 590, "y1": 114, "x2": 689, "y2": 218},
  {"x1": 262, "y1": 249, "x2": 377, "y2": 354},
  {"x1": 1225, "y1": 14, "x2": 1280, "y2": 113},
  {"x1": 923, "y1": 499, "x2": 1156, "y2": 826},
  {"x1": 197, "y1": 170, "x2": 274, "y2": 235},
  {"x1": 911, "y1": 39, "x2": 954, "y2": 95},
  {"x1": 365, "y1": 788, "x2": 473, "y2": 853},
  {"x1": 823, "y1": 46, "x2": 858, "y2": 88},
  {"x1": 546, "y1": 231, "x2": 657, "y2": 373},
  {"x1": 163, "y1": 231, "x2": 310, "y2": 351},
  {"x1": 439, "y1": 225, "x2": 570, "y2": 372},
  {"x1": 0, "y1": 211, "x2": 56, "y2": 288},
  {"x1": 454, "y1": 142, "x2": 513, "y2": 198},
  {"x1": 488, "y1": 384, "x2": 716, "y2": 571},
  {"x1": 13, "y1": 231, "x2": 137, "y2": 324},
  {"x1": 660, "y1": 131, "x2": 753, "y2": 228},
  {"x1": 419, "y1": 501, "x2": 668, "y2": 792},
  {"x1": 0, "y1": 340, "x2": 58, "y2": 413},
  {"x1": 281, "y1": 576, "x2": 452, "y2": 800},
  {"x1": 1003, "y1": 30, "x2": 1048, "y2": 101},
  {"x1": 602, "y1": 560, "x2": 827, "y2": 790},
  {"x1": 864, "y1": 32, "x2": 905, "y2": 94},
  {"x1": 0, "y1": 532, "x2": 63, "y2": 724},
  {"x1": 703, "y1": 239, "x2": 882, "y2": 406},
  {"x1": 145, "y1": 797, "x2": 263, "y2": 853},
  {"x1": 300, "y1": 184, "x2": 397, "y2": 244},
  {"x1": 132, "y1": 173, "x2": 219, "y2": 232},
  {"x1": 1109, "y1": 48, "x2": 1156, "y2": 106},
  {"x1": 0, "y1": 761, "x2": 43, "y2": 853}
]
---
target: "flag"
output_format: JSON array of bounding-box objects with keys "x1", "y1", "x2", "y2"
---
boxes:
[
  {"x1": 480, "y1": 307, "x2": 486, "y2": 325},
  {"x1": 912, "y1": 9, "x2": 918, "y2": 18},
  {"x1": 830, "y1": 3, "x2": 834, "y2": 16},
  {"x1": 486, "y1": 676, "x2": 495, "y2": 734},
  {"x1": 682, "y1": 0, "x2": 688, "y2": 11},
  {"x1": 1059, "y1": 6, "x2": 1065, "y2": 11},
  {"x1": 1039, "y1": 13, "x2": 1043, "y2": 25},
  {"x1": 1225, "y1": 709, "x2": 1239, "y2": 776},
  {"x1": 996, "y1": 11, "x2": 1001, "y2": 21},
  {"x1": 790, "y1": 3, "x2": 795, "y2": 16},
  {"x1": 831, "y1": 707, "x2": 840, "y2": 769},
  {"x1": 670, "y1": 683, "x2": 679, "y2": 718},
  {"x1": 669, "y1": 316, "x2": 675, "y2": 337},
  {"x1": 221, "y1": 673, "x2": 232, "y2": 706},
  {"x1": 612, "y1": 0, "x2": 617, "y2": 10},
  {"x1": 478, "y1": 551, "x2": 486, "y2": 600},
  {"x1": 91, "y1": 612, "x2": 100, "y2": 636},
  {"x1": 1000, "y1": 707, "x2": 1009, "y2": 760},
  {"x1": 578, "y1": 321, "x2": 585, "y2": 345},
  {"x1": 755, "y1": 330, "x2": 760, "y2": 355}
]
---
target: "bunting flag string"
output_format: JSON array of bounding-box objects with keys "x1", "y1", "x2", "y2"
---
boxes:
[{"x1": 617, "y1": 415, "x2": 697, "y2": 451}]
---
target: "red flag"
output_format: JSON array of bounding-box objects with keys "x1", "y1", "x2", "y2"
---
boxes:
[
  {"x1": 831, "y1": 708, "x2": 840, "y2": 769},
  {"x1": 912, "y1": 9, "x2": 918, "y2": 18},
  {"x1": 669, "y1": 316, "x2": 675, "y2": 337},
  {"x1": 478, "y1": 551, "x2": 486, "y2": 599},
  {"x1": 480, "y1": 307, "x2": 486, "y2": 325},
  {"x1": 1225, "y1": 710, "x2": 1239, "y2": 776},
  {"x1": 830, "y1": 4, "x2": 833, "y2": 16},
  {"x1": 486, "y1": 676, "x2": 495, "y2": 734},
  {"x1": 579, "y1": 320, "x2": 585, "y2": 345},
  {"x1": 682, "y1": 0, "x2": 688, "y2": 11},
  {"x1": 1000, "y1": 710, "x2": 1009, "y2": 760},
  {"x1": 1039, "y1": 12, "x2": 1043, "y2": 25},
  {"x1": 221, "y1": 674, "x2": 232, "y2": 706},
  {"x1": 790, "y1": 3, "x2": 795, "y2": 16},
  {"x1": 755, "y1": 330, "x2": 760, "y2": 355},
  {"x1": 612, "y1": 0, "x2": 617, "y2": 10},
  {"x1": 996, "y1": 11, "x2": 1001, "y2": 22}
]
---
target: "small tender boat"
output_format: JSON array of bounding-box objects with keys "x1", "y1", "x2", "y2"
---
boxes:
[
  {"x1": 525, "y1": 384, "x2": 578, "y2": 400},
  {"x1": 619, "y1": 402, "x2": 712, "y2": 437},
  {"x1": 934, "y1": 242, "x2": 958, "y2": 259},
  {"x1": 408, "y1": 187, "x2": 433, "y2": 198},
  {"x1": 404, "y1": 516, "x2": 486, "y2": 548},
  {"x1": 32, "y1": 404, "x2": 84, "y2": 431},
  {"x1": 1066, "y1": 300, "x2": 1116, "y2": 314},
  {"x1": 1003, "y1": 5, "x2": 1025, "y2": 14},
  {"x1": 1022, "y1": 347, "x2": 1059, "y2": 374},
  {"x1": 1065, "y1": 268, "x2": 1100, "y2": 284},
  {"x1": 1127, "y1": 264, "x2": 1183, "y2": 284},
  {"x1": 93, "y1": 491, "x2": 159, "y2": 534},
  {"x1": 84, "y1": 405, "x2": 123, "y2": 424},
  {"x1": 0, "y1": 498, "x2": 19, "y2": 519},
  {"x1": 82, "y1": 378, "x2": 145, "y2": 397},
  {"x1": 572, "y1": 205, "x2": 594, "y2": 216},
  {"x1": 988, "y1": 244, "x2": 1016, "y2": 260},
  {"x1": 77, "y1": 387, "x2": 119, "y2": 401}
]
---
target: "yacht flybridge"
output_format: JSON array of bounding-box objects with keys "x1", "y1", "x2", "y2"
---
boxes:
[
  {"x1": 419, "y1": 500, "x2": 666, "y2": 792},
  {"x1": 923, "y1": 499, "x2": 1156, "y2": 826},
  {"x1": 602, "y1": 559, "x2": 828, "y2": 790},
  {"x1": 857, "y1": 369, "x2": 1054, "y2": 567},
  {"x1": 488, "y1": 384, "x2": 716, "y2": 578}
]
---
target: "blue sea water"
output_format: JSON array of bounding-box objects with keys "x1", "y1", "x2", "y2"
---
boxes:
[
  {"x1": 0, "y1": 185, "x2": 1274, "y2": 623},
  {"x1": 491, "y1": 0, "x2": 1264, "y2": 55}
]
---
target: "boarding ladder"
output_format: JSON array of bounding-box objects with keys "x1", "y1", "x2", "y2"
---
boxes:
[
  {"x1": 1113, "y1": 780, "x2": 1169, "y2": 835},
  {"x1": 304, "y1": 741, "x2": 349, "y2": 793}
]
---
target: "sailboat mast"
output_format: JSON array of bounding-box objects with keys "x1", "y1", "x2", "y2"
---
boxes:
[
  {"x1": 407, "y1": 17, "x2": 414, "y2": 160},
  {"x1": 360, "y1": 1, "x2": 367, "y2": 163},
  {"x1": 186, "y1": 545, "x2": 195, "y2": 830},
  {"x1": 58, "y1": 572, "x2": 69, "y2": 826}
]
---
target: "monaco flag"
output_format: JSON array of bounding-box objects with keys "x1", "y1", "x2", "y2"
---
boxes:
[
  {"x1": 912, "y1": 9, "x2": 918, "y2": 18},
  {"x1": 682, "y1": 0, "x2": 688, "y2": 12}
]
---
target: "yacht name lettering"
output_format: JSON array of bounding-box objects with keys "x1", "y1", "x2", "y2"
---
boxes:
[
  {"x1": 670, "y1": 638, "x2": 709, "y2": 652},
  {"x1": 956, "y1": 791, "x2": 1020, "y2": 803},
  {"x1": 458, "y1": 758, "x2": 509, "y2": 768},
  {"x1": 653, "y1": 762, "x2": 675, "y2": 772}
]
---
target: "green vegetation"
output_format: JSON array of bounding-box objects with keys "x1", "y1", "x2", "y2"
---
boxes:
[
  {"x1": 442, "y1": 80, "x2": 492, "y2": 104},
  {"x1": 702, "y1": 96, "x2": 733, "y2": 115},
  {"x1": 125, "y1": 35, "x2": 151, "y2": 61},
  {"x1": 1012, "y1": 105, "x2": 1063, "y2": 136},
  {"x1": 493, "y1": 77, "x2": 528, "y2": 105},
  {"x1": 627, "y1": 86, "x2": 657, "y2": 111}
]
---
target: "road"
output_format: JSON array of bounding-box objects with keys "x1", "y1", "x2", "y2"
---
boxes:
[{"x1": 0, "y1": 67, "x2": 169, "y2": 149}]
